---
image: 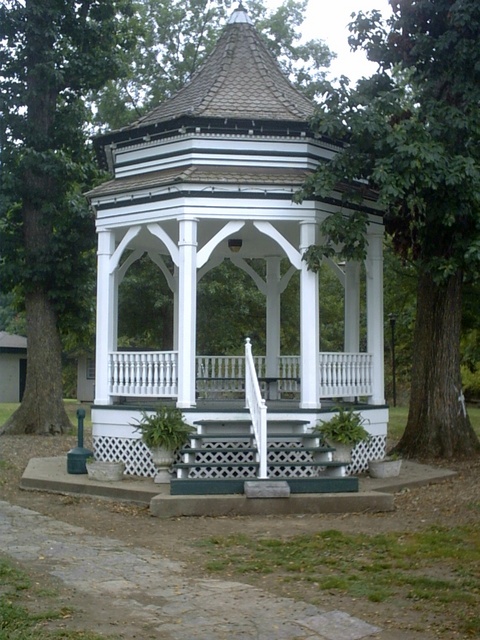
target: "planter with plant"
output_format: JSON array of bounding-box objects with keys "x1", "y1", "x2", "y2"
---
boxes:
[
  {"x1": 368, "y1": 453, "x2": 402, "y2": 478},
  {"x1": 312, "y1": 406, "x2": 370, "y2": 463},
  {"x1": 133, "y1": 406, "x2": 195, "y2": 483}
]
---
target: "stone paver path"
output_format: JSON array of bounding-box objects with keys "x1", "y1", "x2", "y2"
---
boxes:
[{"x1": 0, "y1": 500, "x2": 383, "y2": 640}]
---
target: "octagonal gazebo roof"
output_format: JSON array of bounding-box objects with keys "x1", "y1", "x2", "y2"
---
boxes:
[
  {"x1": 130, "y1": 3, "x2": 315, "y2": 127},
  {"x1": 93, "y1": 3, "x2": 318, "y2": 162}
]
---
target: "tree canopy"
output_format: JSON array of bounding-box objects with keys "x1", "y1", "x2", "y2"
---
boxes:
[
  {"x1": 301, "y1": 0, "x2": 480, "y2": 458},
  {"x1": 0, "y1": 0, "x2": 136, "y2": 434},
  {"x1": 0, "y1": 0, "x2": 333, "y2": 433}
]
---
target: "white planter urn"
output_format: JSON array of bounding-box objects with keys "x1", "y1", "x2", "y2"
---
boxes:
[
  {"x1": 368, "y1": 458, "x2": 402, "y2": 478},
  {"x1": 326, "y1": 441, "x2": 352, "y2": 464},
  {"x1": 87, "y1": 460, "x2": 125, "y2": 482},
  {"x1": 151, "y1": 447, "x2": 175, "y2": 484}
]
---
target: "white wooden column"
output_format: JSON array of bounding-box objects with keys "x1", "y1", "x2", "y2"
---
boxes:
[
  {"x1": 345, "y1": 261, "x2": 361, "y2": 353},
  {"x1": 366, "y1": 228, "x2": 385, "y2": 405},
  {"x1": 173, "y1": 265, "x2": 179, "y2": 351},
  {"x1": 299, "y1": 221, "x2": 320, "y2": 409},
  {"x1": 94, "y1": 229, "x2": 116, "y2": 405},
  {"x1": 177, "y1": 217, "x2": 197, "y2": 408},
  {"x1": 265, "y1": 256, "x2": 281, "y2": 388}
]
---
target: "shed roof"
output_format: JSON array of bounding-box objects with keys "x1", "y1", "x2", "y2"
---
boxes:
[
  {"x1": 0, "y1": 332, "x2": 27, "y2": 351},
  {"x1": 121, "y1": 3, "x2": 315, "y2": 131}
]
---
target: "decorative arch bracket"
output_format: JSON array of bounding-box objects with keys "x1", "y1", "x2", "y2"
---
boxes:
[
  {"x1": 253, "y1": 221, "x2": 302, "y2": 269},
  {"x1": 197, "y1": 221, "x2": 245, "y2": 269},
  {"x1": 109, "y1": 226, "x2": 141, "y2": 274},
  {"x1": 147, "y1": 223, "x2": 180, "y2": 267}
]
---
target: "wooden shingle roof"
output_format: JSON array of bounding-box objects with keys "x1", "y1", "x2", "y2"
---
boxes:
[
  {"x1": 86, "y1": 165, "x2": 311, "y2": 199},
  {"x1": 124, "y1": 4, "x2": 315, "y2": 130}
]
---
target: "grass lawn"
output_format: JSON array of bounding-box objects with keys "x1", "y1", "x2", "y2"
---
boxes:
[
  {"x1": 388, "y1": 404, "x2": 480, "y2": 441},
  {"x1": 0, "y1": 400, "x2": 92, "y2": 430},
  {"x1": 0, "y1": 556, "x2": 109, "y2": 639},
  {"x1": 200, "y1": 524, "x2": 480, "y2": 637}
]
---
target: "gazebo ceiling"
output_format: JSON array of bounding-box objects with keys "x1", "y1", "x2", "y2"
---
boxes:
[{"x1": 119, "y1": 218, "x2": 302, "y2": 261}]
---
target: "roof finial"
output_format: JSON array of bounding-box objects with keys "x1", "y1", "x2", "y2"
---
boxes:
[{"x1": 229, "y1": 2, "x2": 253, "y2": 25}]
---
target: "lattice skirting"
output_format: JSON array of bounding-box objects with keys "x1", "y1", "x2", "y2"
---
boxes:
[
  {"x1": 92, "y1": 434, "x2": 386, "y2": 479},
  {"x1": 348, "y1": 435, "x2": 386, "y2": 475},
  {"x1": 93, "y1": 436, "x2": 157, "y2": 477}
]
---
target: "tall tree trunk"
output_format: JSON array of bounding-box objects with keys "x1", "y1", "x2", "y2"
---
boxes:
[
  {"x1": 1, "y1": 291, "x2": 71, "y2": 435},
  {"x1": 396, "y1": 269, "x2": 480, "y2": 458},
  {"x1": 0, "y1": 171, "x2": 71, "y2": 435},
  {"x1": 0, "y1": 3, "x2": 71, "y2": 435}
]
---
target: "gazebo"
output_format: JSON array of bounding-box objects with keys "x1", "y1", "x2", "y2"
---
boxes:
[{"x1": 87, "y1": 4, "x2": 387, "y2": 493}]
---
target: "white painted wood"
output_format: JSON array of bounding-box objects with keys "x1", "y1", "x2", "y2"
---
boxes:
[
  {"x1": 108, "y1": 226, "x2": 141, "y2": 273},
  {"x1": 245, "y1": 339, "x2": 268, "y2": 479},
  {"x1": 266, "y1": 257, "x2": 281, "y2": 391},
  {"x1": 366, "y1": 228, "x2": 386, "y2": 405},
  {"x1": 254, "y1": 221, "x2": 302, "y2": 269},
  {"x1": 177, "y1": 217, "x2": 197, "y2": 408},
  {"x1": 173, "y1": 265, "x2": 179, "y2": 351},
  {"x1": 94, "y1": 197, "x2": 318, "y2": 229},
  {"x1": 299, "y1": 221, "x2": 320, "y2": 408},
  {"x1": 113, "y1": 136, "x2": 337, "y2": 180},
  {"x1": 148, "y1": 251, "x2": 175, "y2": 292},
  {"x1": 343, "y1": 261, "x2": 362, "y2": 402},
  {"x1": 197, "y1": 254, "x2": 224, "y2": 283},
  {"x1": 95, "y1": 230, "x2": 116, "y2": 405},
  {"x1": 117, "y1": 249, "x2": 144, "y2": 285},
  {"x1": 147, "y1": 223, "x2": 179, "y2": 266},
  {"x1": 325, "y1": 256, "x2": 346, "y2": 286},
  {"x1": 318, "y1": 352, "x2": 373, "y2": 397},
  {"x1": 99, "y1": 351, "x2": 373, "y2": 401},
  {"x1": 279, "y1": 265, "x2": 297, "y2": 293},
  {"x1": 230, "y1": 255, "x2": 266, "y2": 294},
  {"x1": 197, "y1": 220, "x2": 245, "y2": 269},
  {"x1": 278, "y1": 356, "x2": 300, "y2": 394},
  {"x1": 109, "y1": 351, "x2": 177, "y2": 396},
  {"x1": 345, "y1": 261, "x2": 361, "y2": 353}
]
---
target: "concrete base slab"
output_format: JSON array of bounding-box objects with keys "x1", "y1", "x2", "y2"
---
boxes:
[
  {"x1": 244, "y1": 480, "x2": 290, "y2": 498},
  {"x1": 19, "y1": 456, "x2": 457, "y2": 519},
  {"x1": 20, "y1": 457, "x2": 161, "y2": 505},
  {"x1": 149, "y1": 490, "x2": 394, "y2": 517},
  {"x1": 359, "y1": 459, "x2": 457, "y2": 493}
]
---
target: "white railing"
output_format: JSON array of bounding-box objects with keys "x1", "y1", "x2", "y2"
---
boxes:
[
  {"x1": 106, "y1": 351, "x2": 373, "y2": 400},
  {"x1": 277, "y1": 356, "x2": 300, "y2": 394},
  {"x1": 244, "y1": 339, "x2": 268, "y2": 479},
  {"x1": 318, "y1": 352, "x2": 373, "y2": 397},
  {"x1": 196, "y1": 354, "x2": 265, "y2": 395},
  {"x1": 109, "y1": 351, "x2": 178, "y2": 397}
]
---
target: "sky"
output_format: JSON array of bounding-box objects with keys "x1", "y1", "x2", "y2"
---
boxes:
[{"x1": 264, "y1": 0, "x2": 393, "y2": 83}]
